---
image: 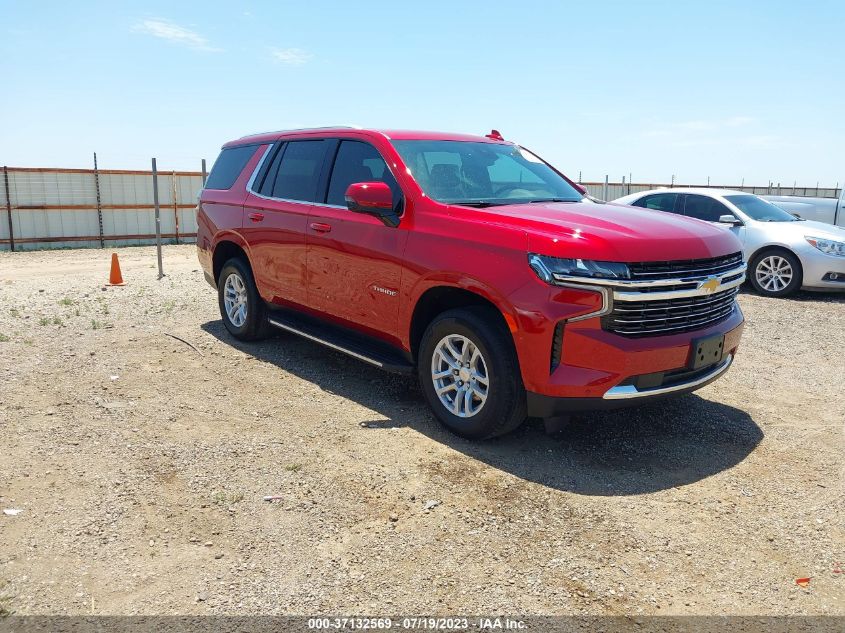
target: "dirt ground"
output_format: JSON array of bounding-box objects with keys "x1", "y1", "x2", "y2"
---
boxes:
[{"x1": 0, "y1": 244, "x2": 843, "y2": 616}]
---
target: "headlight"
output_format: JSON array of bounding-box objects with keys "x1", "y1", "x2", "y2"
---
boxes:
[
  {"x1": 528, "y1": 253, "x2": 630, "y2": 284},
  {"x1": 806, "y1": 236, "x2": 845, "y2": 257}
]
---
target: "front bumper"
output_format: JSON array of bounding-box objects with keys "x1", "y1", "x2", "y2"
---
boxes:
[
  {"x1": 510, "y1": 266, "x2": 746, "y2": 414},
  {"x1": 527, "y1": 353, "x2": 734, "y2": 416},
  {"x1": 799, "y1": 249, "x2": 845, "y2": 290}
]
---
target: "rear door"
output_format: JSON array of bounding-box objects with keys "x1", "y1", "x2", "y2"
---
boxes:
[
  {"x1": 241, "y1": 139, "x2": 329, "y2": 307},
  {"x1": 306, "y1": 139, "x2": 408, "y2": 339}
]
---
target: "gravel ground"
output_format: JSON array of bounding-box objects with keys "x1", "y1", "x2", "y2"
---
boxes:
[{"x1": 0, "y1": 244, "x2": 843, "y2": 616}]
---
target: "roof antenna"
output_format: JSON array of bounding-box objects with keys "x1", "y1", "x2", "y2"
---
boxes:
[{"x1": 485, "y1": 129, "x2": 504, "y2": 141}]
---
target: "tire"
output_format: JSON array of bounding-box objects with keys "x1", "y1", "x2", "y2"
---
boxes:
[
  {"x1": 417, "y1": 306, "x2": 527, "y2": 439},
  {"x1": 217, "y1": 257, "x2": 271, "y2": 340},
  {"x1": 749, "y1": 249, "x2": 802, "y2": 297}
]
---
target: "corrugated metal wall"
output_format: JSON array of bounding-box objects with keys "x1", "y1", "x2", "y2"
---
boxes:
[
  {"x1": 1, "y1": 165, "x2": 840, "y2": 251},
  {"x1": 581, "y1": 182, "x2": 842, "y2": 201},
  {"x1": 1, "y1": 167, "x2": 204, "y2": 251}
]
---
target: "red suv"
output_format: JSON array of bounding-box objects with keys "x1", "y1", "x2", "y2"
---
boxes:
[{"x1": 197, "y1": 127, "x2": 745, "y2": 439}]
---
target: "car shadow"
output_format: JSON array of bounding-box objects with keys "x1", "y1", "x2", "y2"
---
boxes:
[{"x1": 201, "y1": 320, "x2": 763, "y2": 496}]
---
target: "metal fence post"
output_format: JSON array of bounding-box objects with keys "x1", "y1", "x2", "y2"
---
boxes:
[
  {"x1": 3, "y1": 166, "x2": 14, "y2": 252},
  {"x1": 602, "y1": 175, "x2": 608, "y2": 201},
  {"x1": 152, "y1": 158, "x2": 164, "y2": 279},
  {"x1": 201, "y1": 159, "x2": 207, "y2": 186},
  {"x1": 172, "y1": 170, "x2": 179, "y2": 245},
  {"x1": 93, "y1": 152, "x2": 104, "y2": 248}
]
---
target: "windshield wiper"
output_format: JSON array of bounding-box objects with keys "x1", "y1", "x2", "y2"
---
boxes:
[
  {"x1": 528, "y1": 198, "x2": 576, "y2": 204},
  {"x1": 449, "y1": 201, "x2": 509, "y2": 208}
]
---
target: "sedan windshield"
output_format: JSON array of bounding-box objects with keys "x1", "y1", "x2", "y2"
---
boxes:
[
  {"x1": 725, "y1": 194, "x2": 799, "y2": 222},
  {"x1": 391, "y1": 140, "x2": 584, "y2": 206}
]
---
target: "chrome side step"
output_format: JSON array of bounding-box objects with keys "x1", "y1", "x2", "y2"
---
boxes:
[
  {"x1": 269, "y1": 318, "x2": 383, "y2": 368},
  {"x1": 266, "y1": 309, "x2": 414, "y2": 374}
]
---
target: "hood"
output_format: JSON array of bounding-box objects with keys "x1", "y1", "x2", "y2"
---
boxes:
[
  {"x1": 749, "y1": 218, "x2": 845, "y2": 241},
  {"x1": 472, "y1": 201, "x2": 743, "y2": 262}
]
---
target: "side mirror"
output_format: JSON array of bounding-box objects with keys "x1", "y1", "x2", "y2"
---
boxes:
[
  {"x1": 345, "y1": 182, "x2": 400, "y2": 228},
  {"x1": 718, "y1": 214, "x2": 742, "y2": 226}
]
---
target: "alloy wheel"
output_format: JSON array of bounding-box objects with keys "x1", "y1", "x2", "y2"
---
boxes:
[
  {"x1": 755, "y1": 255, "x2": 793, "y2": 293},
  {"x1": 223, "y1": 272, "x2": 248, "y2": 327},
  {"x1": 431, "y1": 334, "x2": 489, "y2": 418}
]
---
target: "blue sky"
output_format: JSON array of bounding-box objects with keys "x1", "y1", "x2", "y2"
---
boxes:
[{"x1": 2, "y1": 0, "x2": 843, "y2": 186}]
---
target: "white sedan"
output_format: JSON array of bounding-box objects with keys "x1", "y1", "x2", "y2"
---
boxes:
[{"x1": 613, "y1": 188, "x2": 845, "y2": 297}]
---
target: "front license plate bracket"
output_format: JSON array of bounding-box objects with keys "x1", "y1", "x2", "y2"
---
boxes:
[{"x1": 690, "y1": 334, "x2": 725, "y2": 369}]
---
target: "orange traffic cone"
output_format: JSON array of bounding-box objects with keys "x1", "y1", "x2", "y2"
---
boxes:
[{"x1": 108, "y1": 253, "x2": 125, "y2": 286}]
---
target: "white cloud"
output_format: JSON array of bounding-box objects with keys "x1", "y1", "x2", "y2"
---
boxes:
[
  {"x1": 270, "y1": 47, "x2": 313, "y2": 65},
  {"x1": 132, "y1": 19, "x2": 221, "y2": 52}
]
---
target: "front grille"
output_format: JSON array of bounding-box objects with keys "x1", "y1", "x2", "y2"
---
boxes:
[
  {"x1": 628, "y1": 252, "x2": 744, "y2": 281},
  {"x1": 602, "y1": 287, "x2": 739, "y2": 336}
]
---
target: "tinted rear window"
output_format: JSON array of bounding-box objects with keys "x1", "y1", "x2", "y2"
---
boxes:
[
  {"x1": 633, "y1": 193, "x2": 679, "y2": 212},
  {"x1": 205, "y1": 145, "x2": 258, "y2": 190},
  {"x1": 268, "y1": 140, "x2": 328, "y2": 202}
]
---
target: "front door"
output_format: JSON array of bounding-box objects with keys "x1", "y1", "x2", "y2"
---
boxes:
[
  {"x1": 681, "y1": 194, "x2": 746, "y2": 245},
  {"x1": 306, "y1": 140, "x2": 408, "y2": 340}
]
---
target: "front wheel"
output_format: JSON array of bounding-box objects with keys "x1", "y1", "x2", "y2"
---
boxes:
[
  {"x1": 217, "y1": 258, "x2": 270, "y2": 340},
  {"x1": 418, "y1": 306, "x2": 526, "y2": 439},
  {"x1": 749, "y1": 250, "x2": 802, "y2": 297}
]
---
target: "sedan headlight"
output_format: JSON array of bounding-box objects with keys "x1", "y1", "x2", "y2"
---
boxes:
[
  {"x1": 528, "y1": 253, "x2": 630, "y2": 284},
  {"x1": 805, "y1": 236, "x2": 845, "y2": 257}
]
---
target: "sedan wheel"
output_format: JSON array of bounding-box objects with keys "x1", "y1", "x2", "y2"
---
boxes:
[{"x1": 750, "y1": 250, "x2": 801, "y2": 297}]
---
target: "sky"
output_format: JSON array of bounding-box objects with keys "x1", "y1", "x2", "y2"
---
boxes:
[{"x1": 2, "y1": 0, "x2": 843, "y2": 186}]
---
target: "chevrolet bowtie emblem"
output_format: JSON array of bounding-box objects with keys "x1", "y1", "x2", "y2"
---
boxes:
[{"x1": 699, "y1": 277, "x2": 721, "y2": 293}]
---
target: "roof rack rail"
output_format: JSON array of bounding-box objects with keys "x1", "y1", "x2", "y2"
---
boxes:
[{"x1": 238, "y1": 125, "x2": 362, "y2": 139}]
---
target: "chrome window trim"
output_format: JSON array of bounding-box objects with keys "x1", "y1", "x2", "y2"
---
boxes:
[
  {"x1": 245, "y1": 145, "x2": 274, "y2": 193},
  {"x1": 603, "y1": 354, "x2": 733, "y2": 400},
  {"x1": 245, "y1": 137, "x2": 406, "y2": 213}
]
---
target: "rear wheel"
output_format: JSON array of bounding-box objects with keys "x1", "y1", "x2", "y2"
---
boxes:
[
  {"x1": 217, "y1": 258, "x2": 270, "y2": 340},
  {"x1": 418, "y1": 306, "x2": 526, "y2": 439},
  {"x1": 749, "y1": 250, "x2": 802, "y2": 297}
]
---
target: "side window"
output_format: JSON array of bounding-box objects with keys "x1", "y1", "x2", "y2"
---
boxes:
[
  {"x1": 205, "y1": 145, "x2": 258, "y2": 190},
  {"x1": 326, "y1": 141, "x2": 399, "y2": 207},
  {"x1": 267, "y1": 140, "x2": 328, "y2": 202},
  {"x1": 253, "y1": 143, "x2": 285, "y2": 196},
  {"x1": 633, "y1": 193, "x2": 679, "y2": 213},
  {"x1": 682, "y1": 195, "x2": 730, "y2": 222}
]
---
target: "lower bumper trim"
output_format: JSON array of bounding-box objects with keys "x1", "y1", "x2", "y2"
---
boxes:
[{"x1": 602, "y1": 354, "x2": 733, "y2": 400}]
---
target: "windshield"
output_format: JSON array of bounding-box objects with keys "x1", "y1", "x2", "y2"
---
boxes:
[
  {"x1": 725, "y1": 194, "x2": 799, "y2": 222},
  {"x1": 391, "y1": 140, "x2": 584, "y2": 206}
]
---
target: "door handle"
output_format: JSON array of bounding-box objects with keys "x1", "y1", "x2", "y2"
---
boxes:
[
  {"x1": 309, "y1": 222, "x2": 332, "y2": 233},
  {"x1": 247, "y1": 212, "x2": 265, "y2": 223}
]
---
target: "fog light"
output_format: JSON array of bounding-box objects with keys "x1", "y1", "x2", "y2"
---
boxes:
[{"x1": 822, "y1": 272, "x2": 845, "y2": 282}]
